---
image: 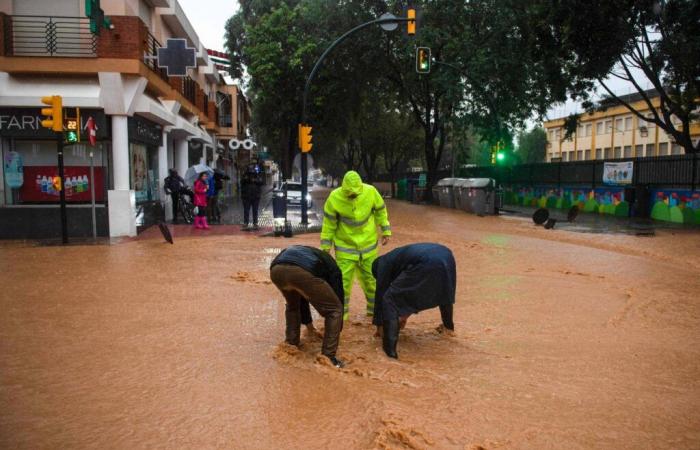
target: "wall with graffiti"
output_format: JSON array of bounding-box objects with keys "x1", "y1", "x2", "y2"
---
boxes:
[{"x1": 504, "y1": 185, "x2": 700, "y2": 225}]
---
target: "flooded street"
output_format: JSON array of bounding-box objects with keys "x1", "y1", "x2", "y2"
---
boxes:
[{"x1": 2, "y1": 199, "x2": 700, "y2": 449}]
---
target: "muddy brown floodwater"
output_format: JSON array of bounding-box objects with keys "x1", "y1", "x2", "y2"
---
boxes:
[{"x1": 2, "y1": 197, "x2": 700, "y2": 449}]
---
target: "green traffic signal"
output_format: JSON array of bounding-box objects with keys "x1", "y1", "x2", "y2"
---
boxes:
[
  {"x1": 416, "y1": 47, "x2": 431, "y2": 74},
  {"x1": 496, "y1": 151, "x2": 505, "y2": 162},
  {"x1": 65, "y1": 130, "x2": 78, "y2": 143}
]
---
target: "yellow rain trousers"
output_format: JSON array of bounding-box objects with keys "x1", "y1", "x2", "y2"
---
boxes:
[{"x1": 320, "y1": 171, "x2": 391, "y2": 320}]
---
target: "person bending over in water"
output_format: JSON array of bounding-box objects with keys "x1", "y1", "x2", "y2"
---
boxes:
[
  {"x1": 270, "y1": 245, "x2": 345, "y2": 368},
  {"x1": 372, "y1": 243, "x2": 456, "y2": 359}
]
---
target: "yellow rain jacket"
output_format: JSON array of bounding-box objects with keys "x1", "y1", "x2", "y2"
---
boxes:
[{"x1": 320, "y1": 171, "x2": 391, "y2": 260}]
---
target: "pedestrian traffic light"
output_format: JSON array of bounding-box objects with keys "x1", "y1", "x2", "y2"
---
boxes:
[
  {"x1": 407, "y1": 8, "x2": 416, "y2": 35},
  {"x1": 416, "y1": 47, "x2": 430, "y2": 74},
  {"x1": 63, "y1": 108, "x2": 81, "y2": 143},
  {"x1": 298, "y1": 124, "x2": 313, "y2": 153},
  {"x1": 40, "y1": 95, "x2": 63, "y2": 132}
]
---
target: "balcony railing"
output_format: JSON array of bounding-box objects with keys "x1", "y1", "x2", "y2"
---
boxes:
[
  {"x1": 4, "y1": 15, "x2": 96, "y2": 57},
  {"x1": 181, "y1": 75, "x2": 196, "y2": 105},
  {"x1": 143, "y1": 31, "x2": 168, "y2": 82}
]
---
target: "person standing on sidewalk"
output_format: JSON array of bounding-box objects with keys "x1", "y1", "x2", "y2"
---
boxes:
[
  {"x1": 240, "y1": 162, "x2": 264, "y2": 231},
  {"x1": 193, "y1": 172, "x2": 210, "y2": 230},
  {"x1": 164, "y1": 169, "x2": 184, "y2": 224},
  {"x1": 270, "y1": 245, "x2": 345, "y2": 368},
  {"x1": 320, "y1": 171, "x2": 391, "y2": 321}
]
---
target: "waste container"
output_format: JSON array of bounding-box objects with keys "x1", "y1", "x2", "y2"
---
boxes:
[
  {"x1": 436, "y1": 178, "x2": 459, "y2": 208},
  {"x1": 272, "y1": 189, "x2": 287, "y2": 236},
  {"x1": 453, "y1": 179, "x2": 470, "y2": 210},
  {"x1": 458, "y1": 178, "x2": 499, "y2": 215}
]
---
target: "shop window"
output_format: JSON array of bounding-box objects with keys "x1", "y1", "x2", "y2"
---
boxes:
[
  {"x1": 623, "y1": 146, "x2": 632, "y2": 158},
  {"x1": 658, "y1": 142, "x2": 668, "y2": 156},
  {"x1": 614, "y1": 146, "x2": 622, "y2": 158},
  {"x1": 129, "y1": 143, "x2": 159, "y2": 204},
  {"x1": 2, "y1": 140, "x2": 110, "y2": 205}
]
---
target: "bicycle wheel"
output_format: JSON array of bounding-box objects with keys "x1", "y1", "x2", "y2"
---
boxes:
[{"x1": 181, "y1": 199, "x2": 194, "y2": 224}]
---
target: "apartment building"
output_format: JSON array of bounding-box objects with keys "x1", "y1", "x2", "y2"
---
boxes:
[
  {"x1": 544, "y1": 90, "x2": 700, "y2": 163},
  {"x1": 0, "y1": 0, "x2": 249, "y2": 238}
]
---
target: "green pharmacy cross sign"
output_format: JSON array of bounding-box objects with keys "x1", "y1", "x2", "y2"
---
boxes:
[{"x1": 85, "y1": 0, "x2": 112, "y2": 35}]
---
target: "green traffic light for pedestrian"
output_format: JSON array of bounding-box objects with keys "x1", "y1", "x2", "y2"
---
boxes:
[
  {"x1": 496, "y1": 151, "x2": 505, "y2": 161},
  {"x1": 65, "y1": 131, "x2": 78, "y2": 143}
]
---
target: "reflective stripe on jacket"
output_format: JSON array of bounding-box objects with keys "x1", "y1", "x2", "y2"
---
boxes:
[{"x1": 320, "y1": 175, "x2": 391, "y2": 260}]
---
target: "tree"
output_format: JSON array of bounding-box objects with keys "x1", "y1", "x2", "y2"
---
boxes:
[
  {"x1": 516, "y1": 127, "x2": 547, "y2": 163},
  {"x1": 533, "y1": 0, "x2": 700, "y2": 154}
]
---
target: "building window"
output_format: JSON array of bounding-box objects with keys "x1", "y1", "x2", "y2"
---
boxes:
[
  {"x1": 645, "y1": 143, "x2": 655, "y2": 157},
  {"x1": 585, "y1": 124, "x2": 592, "y2": 136},
  {"x1": 595, "y1": 148, "x2": 602, "y2": 159},
  {"x1": 624, "y1": 117, "x2": 633, "y2": 131},
  {"x1": 584, "y1": 149, "x2": 591, "y2": 160},
  {"x1": 624, "y1": 145, "x2": 632, "y2": 158},
  {"x1": 2, "y1": 140, "x2": 110, "y2": 206},
  {"x1": 671, "y1": 143, "x2": 683, "y2": 155},
  {"x1": 578, "y1": 125, "x2": 584, "y2": 136},
  {"x1": 554, "y1": 128, "x2": 561, "y2": 140},
  {"x1": 605, "y1": 120, "x2": 613, "y2": 134},
  {"x1": 596, "y1": 122, "x2": 604, "y2": 135},
  {"x1": 604, "y1": 147, "x2": 612, "y2": 159},
  {"x1": 615, "y1": 118, "x2": 623, "y2": 132},
  {"x1": 658, "y1": 142, "x2": 669, "y2": 156},
  {"x1": 635, "y1": 145, "x2": 643, "y2": 157},
  {"x1": 576, "y1": 150, "x2": 583, "y2": 161},
  {"x1": 614, "y1": 146, "x2": 622, "y2": 158}
]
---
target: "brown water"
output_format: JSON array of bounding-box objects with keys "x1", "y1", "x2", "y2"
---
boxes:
[{"x1": 2, "y1": 199, "x2": 700, "y2": 449}]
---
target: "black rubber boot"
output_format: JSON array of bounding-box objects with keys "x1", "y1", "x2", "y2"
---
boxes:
[
  {"x1": 382, "y1": 319, "x2": 399, "y2": 359},
  {"x1": 439, "y1": 304, "x2": 455, "y2": 331},
  {"x1": 328, "y1": 355, "x2": 345, "y2": 368}
]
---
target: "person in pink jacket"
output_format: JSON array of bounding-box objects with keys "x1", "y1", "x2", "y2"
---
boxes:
[{"x1": 193, "y1": 172, "x2": 210, "y2": 229}]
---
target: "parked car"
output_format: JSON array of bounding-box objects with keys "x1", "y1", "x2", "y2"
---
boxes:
[{"x1": 283, "y1": 181, "x2": 312, "y2": 208}]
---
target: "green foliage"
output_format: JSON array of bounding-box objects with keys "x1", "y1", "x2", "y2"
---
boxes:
[{"x1": 515, "y1": 127, "x2": 547, "y2": 164}]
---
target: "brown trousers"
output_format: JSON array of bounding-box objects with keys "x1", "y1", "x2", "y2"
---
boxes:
[{"x1": 270, "y1": 264, "x2": 343, "y2": 358}]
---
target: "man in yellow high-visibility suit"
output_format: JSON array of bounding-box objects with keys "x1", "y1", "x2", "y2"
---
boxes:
[{"x1": 321, "y1": 171, "x2": 391, "y2": 320}]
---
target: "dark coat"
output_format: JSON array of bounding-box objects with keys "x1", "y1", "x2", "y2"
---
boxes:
[
  {"x1": 164, "y1": 171, "x2": 184, "y2": 194},
  {"x1": 372, "y1": 243, "x2": 456, "y2": 325},
  {"x1": 270, "y1": 245, "x2": 344, "y2": 304},
  {"x1": 240, "y1": 165, "x2": 264, "y2": 200}
]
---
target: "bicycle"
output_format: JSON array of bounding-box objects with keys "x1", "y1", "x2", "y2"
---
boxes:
[{"x1": 178, "y1": 188, "x2": 195, "y2": 224}]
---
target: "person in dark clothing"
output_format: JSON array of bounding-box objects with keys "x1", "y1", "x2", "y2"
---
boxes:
[
  {"x1": 372, "y1": 243, "x2": 457, "y2": 359},
  {"x1": 240, "y1": 163, "x2": 264, "y2": 231},
  {"x1": 164, "y1": 169, "x2": 185, "y2": 223},
  {"x1": 270, "y1": 245, "x2": 345, "y2": 368}
]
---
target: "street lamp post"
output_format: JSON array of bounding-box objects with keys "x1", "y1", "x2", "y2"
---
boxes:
[{"x1": 299, "y1": 13, "x2": 413, "y2": 224}]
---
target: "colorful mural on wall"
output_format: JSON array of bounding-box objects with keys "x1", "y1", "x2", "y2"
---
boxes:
[{"x1": 505, "y1": 186, "x2": 700, "y2": 225}]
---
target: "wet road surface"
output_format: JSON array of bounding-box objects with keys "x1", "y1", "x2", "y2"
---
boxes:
[{"x1": 1, "y1": 198, "x2": 700, "y2": 449}]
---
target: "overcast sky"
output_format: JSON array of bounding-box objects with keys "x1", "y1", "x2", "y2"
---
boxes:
[{"x1": 178, "y1": 0, "x2": 239, "y2": 52}]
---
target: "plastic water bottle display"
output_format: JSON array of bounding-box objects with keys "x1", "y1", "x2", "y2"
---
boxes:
[
  {"x1": 65, "y1": 177, "x2": 73, "y2": 196},
  {"x1": 36, "y1": 175, "x2": 42, "y2": 193},
  {"x1": 41, "y1": 176, "x2": 48, "y2": 193},
  {"x1": 72, "y1": 176, "x2": 80, "y2": 194},
  {"x1": 83, "y1": 175, "x2": 89, "y2": 192}
]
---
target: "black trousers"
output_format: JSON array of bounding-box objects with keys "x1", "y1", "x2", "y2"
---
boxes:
[
  {"x1": 170, "y1": 193, "x2": 179, "y2": 222},
  {"x1": 243, "y1": 197, "x2": 260, "y2": 225}
]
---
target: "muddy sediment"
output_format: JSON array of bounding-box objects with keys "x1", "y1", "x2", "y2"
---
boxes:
[{"x1": 1, "y1": 199, "x2": 700, "y2": 449}]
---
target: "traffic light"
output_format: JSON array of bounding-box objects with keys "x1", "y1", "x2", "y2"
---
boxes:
[
  {"x1": 63, "y1": 108, "x2": 81, "y2": 143},
  {"x1": 416, "y1": 47, "x2": 430, "y2": 74},
  {"x1": 407, "y1": 8, "x2": 416, "y2": 35},
  {"x1": 298, "y1": 124, "x2": 313, "y2": 153},
  {"x1": 40, "y1": 95, "x2": 63, "y2": 132}
]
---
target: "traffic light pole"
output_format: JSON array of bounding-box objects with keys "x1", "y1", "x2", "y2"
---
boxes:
[
  {"x1": 57, "y1": 135, "x2": 68, "y2": 244},
  {"x1": 300, "y1": 15, "x2": 411, "y2": 224}
]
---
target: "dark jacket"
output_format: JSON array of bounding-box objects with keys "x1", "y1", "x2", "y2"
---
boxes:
[
  {"x1": 240, "y1": 165, "x2": 264, "y2": 200},
  {"x1": 164, "y1": 171, "x2": 184, "y2": 194},
  {"x1": 372, "y1": 243, "x2": 456, "y2": 325},
  {"x1": 270, "y1": 245, "x2": 344, "y2": 304}
]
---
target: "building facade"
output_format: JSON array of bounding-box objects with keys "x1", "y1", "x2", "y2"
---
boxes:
[
  {"x1": 0, "y1": 0, "x2": 249, "y2": 239},
  {"x1": 544, "y1": 91, "x2": 700, "y2": 163}
]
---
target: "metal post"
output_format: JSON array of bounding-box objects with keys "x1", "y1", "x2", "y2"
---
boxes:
[
  {"x1": 90, "y1": 150, "x2": 97, "y2": 240},
  {"x1": 300, "y1": 15, "x2": 410, "y2": 225},
  {"x1": 57, "y1": 136, "x2": 68, "y2": 244}
]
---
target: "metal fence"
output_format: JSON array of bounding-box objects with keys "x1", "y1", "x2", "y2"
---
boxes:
[
  {"x1": 5, "y1": 15, "x2": 96, "y2": 57},
  {"x1": 144, "y1": 31, "x2": 169, "y2": 81},
  {"x1": 376, "y1": 154, "x2": 699, "y2": 191}
]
